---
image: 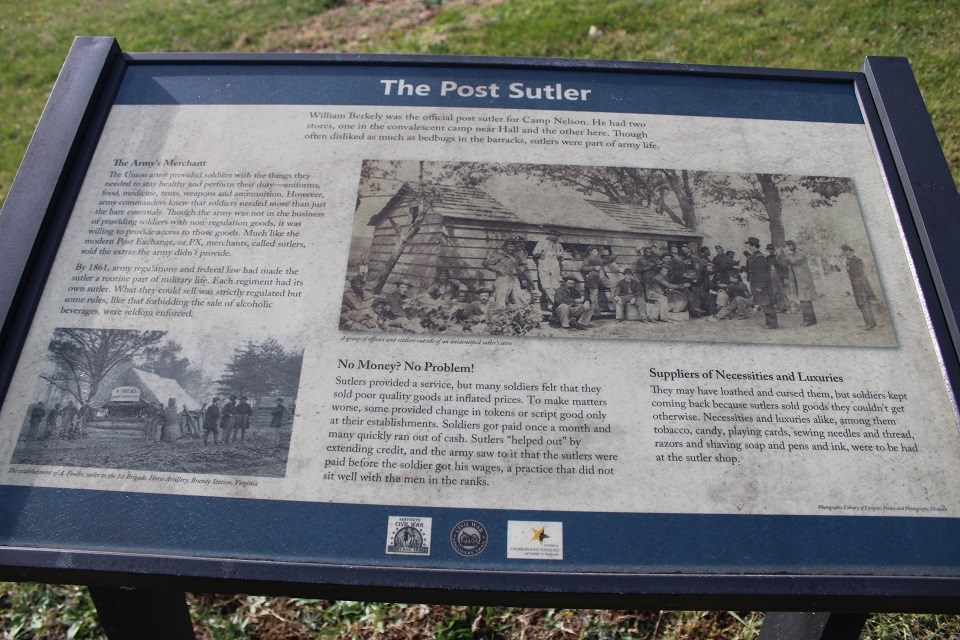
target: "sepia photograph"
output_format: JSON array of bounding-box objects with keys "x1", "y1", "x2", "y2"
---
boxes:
[
  {"x1": 340, "y1": 160, "x2": 895, "y2": 347},
  {"x1": 10, "y1": 327, "x2": 303, "y2": 477}
]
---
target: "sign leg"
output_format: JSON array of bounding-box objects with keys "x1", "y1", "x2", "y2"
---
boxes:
[
  {"x1": 759, "y1": 612, "x2": 868, "y2": 640},
  {"x1": 89, "y1": 586, "x2": 196, "y2": 640}
]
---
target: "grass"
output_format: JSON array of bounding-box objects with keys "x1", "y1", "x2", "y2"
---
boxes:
[
  {"x1": 1, "y1": 0, "x2": 959, "y2": 637},
  {"x1": 0, "y1": 0, "x2": 344, "y2": 203},
  {"x1": 0, "y1": 583, "x2": 100, "y2": 640},
  {"x1": 1, "y1": 0, "x2": 958, "y2": 202},
  {"x1": 2, "y1": 587, "x2": 959, "y2": 639},
  {"x1": 371, "y1": 0, "x2": 960, "y2": 185}
]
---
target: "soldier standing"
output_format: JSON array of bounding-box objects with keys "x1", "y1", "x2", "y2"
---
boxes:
[
  {"x1": 745, "y1": 237, "x2": 778, "y2": 329},
  {"x1": 60, "y1": 401, "x2": 78, "y2": 440},
  {"x1": 27, "y1": 402, "x2": 45, "y2": 440},
  {"x1": 271, "y1": 398, "x2": 287, "y2": 447},
  {"x1": 44, "y1": 403, "x2": 60, "y2": 440},
  {"x1": 158, "y1": 398, "x2": 178, "y2": 442},
  {"x1": 203, "y1": 397, "x2": 221, "y2": 445},
  {"x1": 179, "y1": 404, "x2": 197, "y2": 437},
  {"x1": 220, "y1": 395, "x2": 237, "y2": 443},
  {"x1": 232, "y1": 396, "x2": 253, "y2": 443},
  {"x1": 74, "y1": 402, "x2": 90, "y2": 439},
  {"x1": 532, "y1": 230, "x2": 564, "y2": 306},
  {"x1": 483, "y1": 242, "x2": 528, "y2": 308},
  {"x1": 841, "y1": 244, "x2": 878, "y2": 330},
  {"x1": 767, "y1": 243, "x2": 791, "y2": 313},
  {"x1": 782, "y1": 240, "x2": 818, "y2": 326}
]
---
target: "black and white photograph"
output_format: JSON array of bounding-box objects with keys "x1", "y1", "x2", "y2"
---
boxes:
[
  {"x1": 11, "y1": 327, "x2": 303, "y2": 477},
  {"x1": 340, "y1": 160, "x2": 894, "y2": 347}
]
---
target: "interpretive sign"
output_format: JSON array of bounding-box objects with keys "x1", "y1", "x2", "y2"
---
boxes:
[{"x1": 0, "y1": 37, "x2": 958, "y2": 610}]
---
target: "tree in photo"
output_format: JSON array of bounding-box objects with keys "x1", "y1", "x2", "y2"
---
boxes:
[
  {"x1": 702, "y1": 173, "x2": 853, "y2": 246},
  {"x1": 137, "y1": 339, "x2": 202, "y2": 395},
  {"x1": 496, "y1": 164, "x2": 699, "y2": 229},
  {"x1": 216, "y1": 338, "x2": 303, "y2": 399},
  {"x1": 658, "y1": 168, "x2": 698, "y2": 229},
  {"x1": 362, "y1": 160, "x2": 469, "y2": 294},
  {"x1": 42, "y1": 328, "x2": 166, "y2": 403}
]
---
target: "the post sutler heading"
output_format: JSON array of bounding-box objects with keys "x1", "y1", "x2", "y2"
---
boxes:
[{"x1": 380, "y1": 79, "x2": 592, "y2": 101}]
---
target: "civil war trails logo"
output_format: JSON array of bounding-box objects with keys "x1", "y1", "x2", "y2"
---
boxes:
[
  {"x1": 450, "y1": 519, "x2": 489, "y2": 557},
  {"x1": 385, "y1": 516, "x2": 431, "y2": 555}
]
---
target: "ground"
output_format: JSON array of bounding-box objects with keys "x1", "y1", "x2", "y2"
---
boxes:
[
  {"x1": 534, "y1": 291, "x2": 895, "y2": 349},
  {"x1": 10, "y1": 416, "x2": 291, "y2": 478}
]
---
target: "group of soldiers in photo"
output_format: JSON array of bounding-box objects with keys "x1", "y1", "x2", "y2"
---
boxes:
[
  {"x1": 159, "y1": 395, "x2": 289, "y2": 447},
  {"x1": 342, "y1": 230, "x2": 880, "y2": 336},
  {"x1": 26, "y1": 395, "x2": 291, "y2": 448},
  {"x1": 198, "y1": 395, "x2": 289, "y2": 447},
  {"x1": 342, "y1": 269, "x2": 502, "y2": 333},
  {"x1": 25, "y1": 400, "x2": 92, "y2": 441}
]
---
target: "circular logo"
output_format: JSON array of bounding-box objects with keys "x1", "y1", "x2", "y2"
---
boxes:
[
  {"x1": 390, "y1": 526, "x2": 424, "y2": 553},
  {"x1": 450, "y1": 520, "x2": 488, "y2": 557}
]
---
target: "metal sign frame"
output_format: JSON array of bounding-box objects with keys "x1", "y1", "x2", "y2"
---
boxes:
[{"x1": 1, "y1": 37, "x2": 959, "y2": 613}]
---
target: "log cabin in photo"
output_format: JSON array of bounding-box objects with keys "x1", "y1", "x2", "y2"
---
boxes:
[{"x1": 364, "y1": 180, "x2": 703, "y2": 310}]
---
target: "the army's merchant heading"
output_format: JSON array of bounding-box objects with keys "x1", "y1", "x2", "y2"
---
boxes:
[{"x1": 380, "y1": 79, "x2": 592, "y2": 102}]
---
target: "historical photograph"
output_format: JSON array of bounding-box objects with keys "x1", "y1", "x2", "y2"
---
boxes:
[
  {"x1": 10, "y1": 328, "x2": 303, "y2": 477},
  {"x1": 340, "y1": 160, "x2": 895, "y2": 347}
]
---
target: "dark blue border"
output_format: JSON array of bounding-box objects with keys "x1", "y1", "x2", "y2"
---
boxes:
[
  {"x1": 1, "y1": 486, "x2": 957, "y2": 575},
  {"x1": 114, "y1": 64, "x2": 863, "y2": 124}
]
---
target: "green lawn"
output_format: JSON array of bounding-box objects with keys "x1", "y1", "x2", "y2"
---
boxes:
[
  {"x1": 0, "y1": 0, "x2": 343, "y2": 204},
  {"x1": 1, "y1": 1, "x2": 959, "y2": 638},
  {"x1": 1, "y1": 0, "x2": 958, "y2": 205}
]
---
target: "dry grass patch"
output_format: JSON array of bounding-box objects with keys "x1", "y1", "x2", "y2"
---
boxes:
[{"x1": 262, "y1": 0, "x2": 504, "y2": 52}]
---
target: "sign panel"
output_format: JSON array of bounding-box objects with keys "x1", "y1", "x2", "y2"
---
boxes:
[
  {"x1": 0, "y1": 41, "x2": 958, "y2": 603},
  {"x1": 109, "y1": 386, "x2": 142, "y2": 403}
]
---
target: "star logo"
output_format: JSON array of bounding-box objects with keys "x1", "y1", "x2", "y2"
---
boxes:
[{"x1": 531, "y1": 526, "x2": 549, "y2": 545}]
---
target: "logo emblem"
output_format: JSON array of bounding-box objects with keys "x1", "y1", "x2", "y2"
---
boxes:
[
  {"x1": 385, "y1": 516, "x2": 431, "y2": 555},
  {"x1": 450, "y1": 519, "x2": 488, "y2": 557},
  {"x1": 507, "y1": 521, "x2": 563, "y2": 560}
]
